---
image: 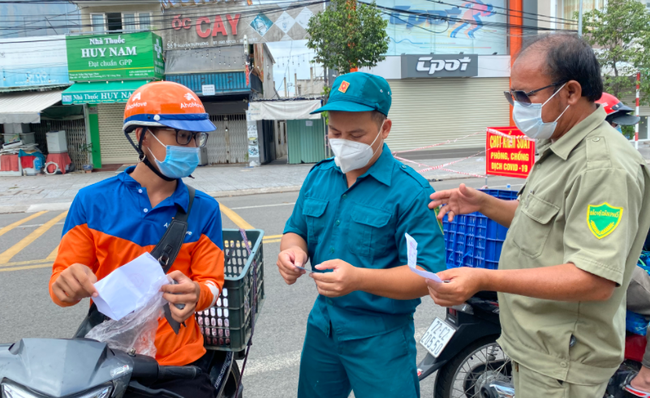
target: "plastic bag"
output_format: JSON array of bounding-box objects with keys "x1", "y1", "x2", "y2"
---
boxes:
[{"x1": 86, "y1": 290, "x2": 166, "y2": 358}]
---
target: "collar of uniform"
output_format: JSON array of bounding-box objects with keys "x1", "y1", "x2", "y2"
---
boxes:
[
  {"x1": 539, "y1": 106, "x2": 607, "y2": 161},
  {"x1": 120, "y1": 166, "x2": 190, "y2": 212},
  {"x1": 359, "y1": 143, "x2": 394, "y2": 187}
]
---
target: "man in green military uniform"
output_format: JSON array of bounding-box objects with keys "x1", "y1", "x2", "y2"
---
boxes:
[
  {"x1": 277, "y1": 72, "x2": 446, "y2": 398},
  {"x1": 427, "y1": 33, "x2": 650, "y2": 397}
]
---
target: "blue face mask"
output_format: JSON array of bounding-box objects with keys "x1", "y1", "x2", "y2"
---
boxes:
[{"x1": 148, "y1": 132, "x2": 200, "y2": 179}]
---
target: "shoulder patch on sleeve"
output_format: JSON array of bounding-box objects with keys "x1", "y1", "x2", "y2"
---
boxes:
[
  {"x1": 398, "y1": 163, "x2": 430, "y2": 188},
  {"x1": 587, "y1": 202, "x2": 623, "y2": 239}
]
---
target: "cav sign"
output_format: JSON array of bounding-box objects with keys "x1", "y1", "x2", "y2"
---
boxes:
[
  {"x1": 401, "y1": 54, "x2": 478, "y2": 78},
  {"x1": 66, "y1": 32, "x2": 165, "y2": 81}
]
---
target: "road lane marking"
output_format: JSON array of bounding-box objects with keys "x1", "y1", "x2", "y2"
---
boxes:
[
  {"x1": 16, "y1": 222, "x2": 65, "y2": 229},
  {"x1": 220, "y1": 205, "x2": 254, "y2": 230},
  {"x1": 0, "y1": 211, "x2": 68, "y2": 265},
  {"x1": 264, "y1": 239, "x2": 281, "y2": 244},
  {"x1": 0, "y1": 258, "x2": 53, "y2": 268},
  {"x1": 0, "y1": 211, "x2": 48, "y2": 237},
  {"x1": 47, "y1": 245, "x2": 59, "y2": 261},
  {"x1": 262, "y1": 234, "x2": 282, "y2": 241},
  {"x1": 0, "y1": 263, "x2": 53, "y2": 273},
  {"x1": 230, "y1": 203, "x2": 296, "y2": 210}
]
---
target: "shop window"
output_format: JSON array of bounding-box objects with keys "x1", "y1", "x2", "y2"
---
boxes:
[
  {"x1": 123, "y1": 13, "x2": 137, "y2": 32},
  {"x1": 106, "y1": 13, "x2": 123, "y2": 32},
  {"x1": 91, "y1": 14, "x2": 105, "y2": 33},
  {"x1": 139, "y1": 13, "x2": 152, "y2": 31},
  {"x1": 92, "y1": 12, "x2": 153, "y2": 33},
  {"x1": 558, "y1": 0, "x2": 605, "y2": 29}
]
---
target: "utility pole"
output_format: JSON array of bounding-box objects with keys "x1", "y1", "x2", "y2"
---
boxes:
[
  {"x1": 578, "y1": 0, "x2": 584, "y2": 36},
  {"x1": 634, "y1": 72, "x2": 641, "y2": 149},
  {"x1": 294, "y1": 73, "x2": 298, "y2": 98},
  {"x1": 284, "y1": 76, "x2": 287, "y2": 98}
]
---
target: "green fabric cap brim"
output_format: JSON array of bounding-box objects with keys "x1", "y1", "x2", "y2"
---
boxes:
[{"x1": 310, "y1": 101, "x2": 377, "y2": 114}]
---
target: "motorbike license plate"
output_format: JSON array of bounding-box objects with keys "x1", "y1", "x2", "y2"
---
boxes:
[{"x1": 419, "y1": 318, "x2": 456, "y2": 358}]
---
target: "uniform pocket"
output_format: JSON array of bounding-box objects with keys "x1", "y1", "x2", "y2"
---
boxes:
[
  {"x1": 303, "y1": 197, "x2": 328, "y2": 247},
  {"x1": 512, "y1": 193, "x2": 560, "y2": 258},
  {"x1": 348, "y1": 205, "x2": 392, "y2": 262}
]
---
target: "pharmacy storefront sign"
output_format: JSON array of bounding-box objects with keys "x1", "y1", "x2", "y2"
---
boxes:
[{"x1": 66, "y1": 32, "x2": 164, "y2": 81}]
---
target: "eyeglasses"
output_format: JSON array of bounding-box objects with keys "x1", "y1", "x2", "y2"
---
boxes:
[
  {"x1": 504, "y1": 82, "x2": 565, "y2": 106},
  {"x1": 159, "y1": 128, "x2": 209, "y2": 148}
]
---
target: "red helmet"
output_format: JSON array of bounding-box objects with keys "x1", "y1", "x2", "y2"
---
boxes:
[{"x1": 596, "y1": 92, "x2": 640, "y2": 126}]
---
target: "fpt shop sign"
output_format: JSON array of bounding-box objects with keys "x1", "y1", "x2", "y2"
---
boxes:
[
  {"x1": 401, "y1": 54, "x2": 478, "y2": 78},
  {"x1": 66, "y1": 32, "x2": 165, "y2": 81}
]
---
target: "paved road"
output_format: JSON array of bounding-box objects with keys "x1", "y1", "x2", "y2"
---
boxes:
[{"x1": 0, "y1": 175, "x2": 522, "y2": 398}]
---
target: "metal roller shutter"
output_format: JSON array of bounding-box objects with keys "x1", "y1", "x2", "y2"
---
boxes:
[
  {"x1": 207, "y1": 114, "x2": 248, "y2": 164},
  {"x1": 386, "y1": 78, "x2": 511, "y2": 152},
  {"x1": 98, "y1": 103, "x2": 138, "y2": 165}
]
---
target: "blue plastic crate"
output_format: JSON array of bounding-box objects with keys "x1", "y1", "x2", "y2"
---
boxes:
[
  {"x1": 443, "y1": 189, "x2": 518, "y2": 270},
  {"x1": 627, "y1": 311, "x2": 649, "y2": 336},
  {"x1": 483, "y1": 189, "x2": 519, "y2": 200}
]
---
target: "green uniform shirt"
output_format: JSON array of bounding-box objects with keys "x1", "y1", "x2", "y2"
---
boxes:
[{"x1": 497, "y1": 106, "x2": 650, "y2": 385}]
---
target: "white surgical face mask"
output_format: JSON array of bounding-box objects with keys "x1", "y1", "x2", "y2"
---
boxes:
[
  {"x1": 513, "y1": 83, "x2": 570, "y2": 140},
  {"x1": 330, "y1": 121, "x2": 384, "y2": 174}
]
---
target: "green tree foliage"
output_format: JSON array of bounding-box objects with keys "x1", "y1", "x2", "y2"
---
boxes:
[
  {"x1": 306, "y1": 0, "x2": 389, "y2": 75},
  {"x1": 581, "y1": 0, "x2": 650, "y2": 104}
]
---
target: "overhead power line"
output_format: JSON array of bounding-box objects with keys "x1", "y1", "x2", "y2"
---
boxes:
[
  {"x1": 0, "y1": 0, "x2": 327, "y2": 39},
  {"x1": 370, "y1": 3, "x2": 578, "y2": 33}
]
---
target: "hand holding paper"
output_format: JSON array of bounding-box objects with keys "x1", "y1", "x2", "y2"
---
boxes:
[
  {"x1": 405, "y1": 233, "x2": 443, "y2": 283},
  {"x1": 92, "y1": 253, "x2": 170, "y2": 321}
]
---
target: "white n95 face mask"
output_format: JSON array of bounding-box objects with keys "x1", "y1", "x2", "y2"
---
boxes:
[
  {"x1": 330, "y1": 121, "x2": 384, "y2": 174},
  {"x1": 513, "y1": 83, "x2": 570, "y2": 140}
]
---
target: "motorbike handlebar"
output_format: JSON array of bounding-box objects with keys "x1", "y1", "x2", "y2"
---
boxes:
[
  {"x1": 130, "y1": 355, "x2": 202, "y2": 381},
  {"x1": 157, "y1": 365, "x2": 202, "y2": 381}
]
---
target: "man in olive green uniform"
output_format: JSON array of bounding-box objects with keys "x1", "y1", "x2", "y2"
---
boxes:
[{"x1": 427, "y1": 33, "x2": 650, "y2": 397}]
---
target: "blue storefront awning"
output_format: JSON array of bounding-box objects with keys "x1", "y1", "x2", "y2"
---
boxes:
[{"x1": 165, "y1": 72, "x2": 252, "y2": 96}]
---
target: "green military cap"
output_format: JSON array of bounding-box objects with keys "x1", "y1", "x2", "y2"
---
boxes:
[{"x1": 311, "y1": 72, "x2": 392, "y2": 116}]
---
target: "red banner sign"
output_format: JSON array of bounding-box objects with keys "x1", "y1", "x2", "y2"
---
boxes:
[{"x1": 486, "y1": 127, "x2": 535, "y2": 179}]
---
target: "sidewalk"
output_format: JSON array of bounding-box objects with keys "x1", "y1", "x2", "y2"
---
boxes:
[
  {"x1": 0, "y1": 162, "x2": 313, "y2": 214},
  {"x1": 1, "y1": 143, "x2": 649, "y2": 214}
]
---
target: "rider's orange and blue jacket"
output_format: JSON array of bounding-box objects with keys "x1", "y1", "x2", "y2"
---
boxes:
[{"x1": 49, "y1": 166, "x2": 224, "y2": 366}]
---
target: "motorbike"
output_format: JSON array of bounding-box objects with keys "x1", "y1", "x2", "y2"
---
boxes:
[
  {"x1": 0, "y1": 337, "x2": 242, "y2": 398},
  {"x1": 416, "y1": 291, "x2": 646, "y2": 398}
]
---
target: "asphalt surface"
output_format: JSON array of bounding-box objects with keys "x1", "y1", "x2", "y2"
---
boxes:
[{"x1": 0, "y1": 175, "x2": 522, "y2": 398}]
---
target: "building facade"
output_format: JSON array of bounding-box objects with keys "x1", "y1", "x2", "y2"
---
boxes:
[{"x1": 71, "y1": 0, "x2": 281, "y2": 165}]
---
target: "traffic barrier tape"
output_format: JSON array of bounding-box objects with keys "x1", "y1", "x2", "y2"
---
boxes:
[
  {"x1": 394, "y1": 151, "x2": 486, "y2": 175},
  {"x1": 392, "y1": 131, "x2": 484, "y2": 155},
  {"x1": 440, "y1": 168, "x2": 487, "y2": 179}
]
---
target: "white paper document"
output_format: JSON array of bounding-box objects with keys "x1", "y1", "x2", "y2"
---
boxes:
[
  {"x1": 405, "y1": 233, "x2": 443, "y2": 283},
  {"x1": 93, "y1": 253, "x2": 169, "y2": 321}
]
